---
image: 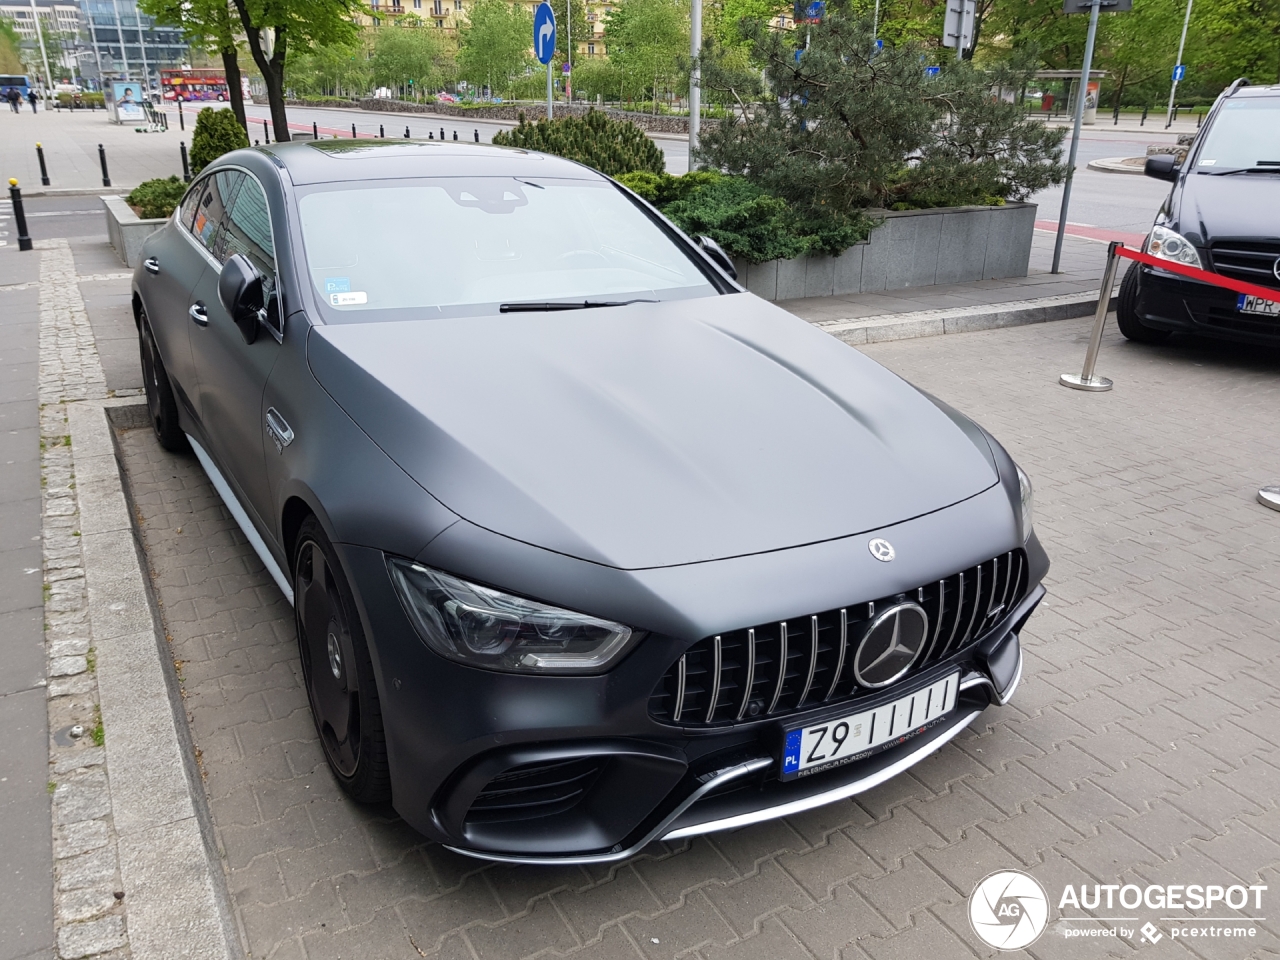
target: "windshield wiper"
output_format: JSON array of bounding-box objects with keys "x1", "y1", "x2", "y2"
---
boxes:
[
  {"x1": 1208, "y1": 164, "x2": 1280, "y2": 175},
  {"x1": 499, "y1": 298, "x2": 658, "y2": 312}
]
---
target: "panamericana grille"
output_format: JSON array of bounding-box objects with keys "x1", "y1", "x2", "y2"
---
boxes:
[
  {"x1": 465, "y1": 757, "x2": 603, "y2": 824},
  {"x1": 649, "y1": 550, "x2": 1027, "y2": 727},
  {"x1": 1209, "y1": 240, "x2": 1280, "y2": 291}
]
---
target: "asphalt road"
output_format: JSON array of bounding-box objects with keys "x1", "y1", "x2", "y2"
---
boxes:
[{"x1": 1029, "y1": 127, "x2": 1176, "y2": 244}]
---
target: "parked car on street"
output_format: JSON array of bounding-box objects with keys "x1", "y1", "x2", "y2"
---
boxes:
[
  {"x1": 1119, "y1": 80, "x2": 1280, "y2": 346},
  {"x1": 131, "y1": 139, "x2": 1047, "y2": 863}
]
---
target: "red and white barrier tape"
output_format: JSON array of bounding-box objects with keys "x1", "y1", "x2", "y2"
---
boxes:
[{"x1": 1116, "y1": 244, "x2": 1280, "y2": 305}]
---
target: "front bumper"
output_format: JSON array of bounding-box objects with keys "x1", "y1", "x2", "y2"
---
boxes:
[
  {"x1": 341, "y1": 531, "x2": 1043, "y2": 864},
  {"x1": 1135, "y1": 266, "x2": 1280, "y2": 345}
]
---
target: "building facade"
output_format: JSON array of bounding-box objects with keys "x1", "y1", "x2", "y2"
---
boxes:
[{"x1": 77, "y1": 0, "x2": 188, "y2": 91}]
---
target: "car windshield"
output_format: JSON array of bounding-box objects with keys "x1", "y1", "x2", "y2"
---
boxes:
[
  {"x1": 1195, "y1": 99, "x2": 1280, "y2": 171},
  {"x1": 296, "y1": 177, "x2": 718, "y2": 320}
]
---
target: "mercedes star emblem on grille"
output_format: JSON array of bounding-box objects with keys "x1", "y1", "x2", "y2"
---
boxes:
[
  {"x1": 868, "y1": 538, "x2": 896, "y2": 562},
  {"x1": 1273, "y1": 257, "x2": 1280, "y2": 282},
  {"x1": 853, "y1": 602, "x2": 930, "y2": 688}
]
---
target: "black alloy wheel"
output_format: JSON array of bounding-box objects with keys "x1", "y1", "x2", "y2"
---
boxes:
[
  {"x1": 1115, "y1": 261, "x2": 1172, "y2": 343},
  {"x1": 294, "y1": 516, "x2": 390, "y2": 802},
  {"x1": 138, "y1": 309, "x2": 187, "y2": 452}
]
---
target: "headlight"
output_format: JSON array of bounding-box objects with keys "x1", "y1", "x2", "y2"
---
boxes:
[
  {"x1": 1016, "y1": 464, "x2": 1034, "y2": 542},
  {"x1": 386, "y1": 558, "x2": 636, "y2": 673},
  {"x1": 1146, "y1": 225, "x2": 1202, "y2": 269}
]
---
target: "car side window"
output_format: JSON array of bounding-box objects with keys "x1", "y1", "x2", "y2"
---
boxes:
[
  {"x1": 222, "y1": 175, "x2": 282, "y2": 334},
  {"x1": 178, "y1": 179, "x2": 203, "y2": 232},
  {"x1": 189, "y1": 170, "x2": 242, "y2": 260}
]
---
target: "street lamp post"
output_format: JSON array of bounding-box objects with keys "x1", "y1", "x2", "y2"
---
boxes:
[
  {"x1": 1165, "y1": 0, "x2": 1193, "y2": 128},
  {"x1": 111, "y1": 0, "x2": 133, "y2": 87},
  {"x1": 28, "y1": 0, "x2": 55, "y2": 103},
  {"x1": 688, "y1": 0, "x2": 702, "y2": 169},
  {"x1": 1051, "y1": 0, "x2": 1102, "y2": 274}
]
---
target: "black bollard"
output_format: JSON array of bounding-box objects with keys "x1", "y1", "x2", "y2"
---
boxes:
[
  {"x1": 177, "y1": 99, "x2": 184, "y2": 130},
  {"x1": 474, "y1": 129, "x2": 479, "y2": 142},
  {"x1": 313, "y1": 120, "x2": 318, "y2": 139},
  {"x1": 180, "y1": 141, "x2": 191, "y2": 182},
  {"x1": 380, "y1": 124, "x2": 384, "y2": 138},
  {"x1": 1140, "y1": 106, "x2": 1147, "y2": 126},
  {"x1": 440, "y1": 127, "x2": 445, "y2": 140},
  {"x1": 405, "y1": 126, "x2": 410, "y2": 138},
  {"x1": 8, "y1": 179, "x2": 33, "y2": 252},
  {"x1": 262, "y1": 118, "x2": 270, "y2": 142},
  {"x1": 352, "y1": 122, "x2": 357, "y2": 138},
  {"x1": 98, "y1": 144, "x2": 111, "y2": 187},
  {"x1": 453, "y1": 130, "x2": 457, "y2": 140},
  {"x1": 36, "y1": 142, "x2": 50, "y2": 186},
  {"x1": 428, "y1": 131, "x2": 433, "y2": 139},
  {"x1": 1196, "y1": 111, "x2": 1203, "y2": 129}
]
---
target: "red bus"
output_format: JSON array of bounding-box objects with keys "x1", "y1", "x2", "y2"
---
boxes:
[{"x1": 160, "y1": 68, "x2": 229, "y2": 102}]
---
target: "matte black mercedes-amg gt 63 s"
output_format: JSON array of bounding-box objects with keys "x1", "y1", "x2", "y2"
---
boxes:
[{"x1": 132, "y1": 139, "x2": 1047, "y2": 863}]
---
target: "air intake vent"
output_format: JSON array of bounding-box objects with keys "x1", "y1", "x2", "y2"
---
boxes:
[
  {"x1": 649, "y1": 549, "x2": 1027, "y2": 727},
  {"x1": 465, "y1": 757, "x2": 604, "y2": 824}
]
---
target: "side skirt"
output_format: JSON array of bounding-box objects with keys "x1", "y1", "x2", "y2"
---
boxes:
[{"x1": 186, "y1": 433, "x2": 295, "y2": 605}]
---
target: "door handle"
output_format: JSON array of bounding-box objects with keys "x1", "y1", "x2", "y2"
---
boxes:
[
  {"x1": 188, "y1": 301, "x2": 208, "y2": 326},
  {"x1": 143, "y1": 257, "x2": 160, "y2": 274}
]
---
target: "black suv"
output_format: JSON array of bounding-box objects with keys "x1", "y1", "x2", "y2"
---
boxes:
[{"x1": 1118, "y1": 80, "x2": 1280, "y2": 346}]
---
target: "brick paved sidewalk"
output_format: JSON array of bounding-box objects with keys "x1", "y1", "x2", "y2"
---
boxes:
[{"x1": 113, "y1": 313, "x2": 1280, "y2": 960}]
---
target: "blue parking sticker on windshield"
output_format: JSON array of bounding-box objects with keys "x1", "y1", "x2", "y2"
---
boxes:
[
  {"x1": 783, "y1": 729, "x2": 802, "y2": 774},
  {"x1": 325, "y1": 277, "x2": 351, "y2": 294}
]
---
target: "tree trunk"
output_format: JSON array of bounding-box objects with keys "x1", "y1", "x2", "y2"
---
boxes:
[
  {"x1": 220, "y1": 45, "x2": 246, "y2": 131},
  {"x1": 233, "y1": 1, "x2": 291, "y2": 142}
]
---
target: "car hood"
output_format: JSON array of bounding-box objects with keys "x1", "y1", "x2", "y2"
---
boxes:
[
  {"x1": 309, "y1": 294, "x2": 998, "y2": 570},
  {"x1": 1176, "y1": 172, "x2": 1280, "y2": 242}
]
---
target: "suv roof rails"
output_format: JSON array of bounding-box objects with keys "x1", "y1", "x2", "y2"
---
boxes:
[{"x1": 1224, "y1": 78, "x2": 1251, "y2": 97}]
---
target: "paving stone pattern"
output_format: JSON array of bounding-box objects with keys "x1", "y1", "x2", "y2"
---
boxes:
[
  {"x1": 115, "y1": 317, "x2": 1280, "y2": 960},
  {"x1": 36, "y1": 237, "x2": 132, "y2": 959}
]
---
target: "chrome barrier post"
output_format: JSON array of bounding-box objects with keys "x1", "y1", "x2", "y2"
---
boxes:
[
  {"x1": 1260, "y1": 486, "x2": 1280, "y2": 512},
  {"x1": 1060, "y1": 241, "x2": 1123, "y2": 392}
]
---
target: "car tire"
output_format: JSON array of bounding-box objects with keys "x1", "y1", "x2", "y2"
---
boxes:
[
  {"x1": 1115, "y1": 261, "x2": 1171, "y2": 343},
  {"x1": 294, "y1": 516, "x2": 391, "y2": 803},
  {"x1": 138, "y1": 309, "x2": 188, "y2": 452}
]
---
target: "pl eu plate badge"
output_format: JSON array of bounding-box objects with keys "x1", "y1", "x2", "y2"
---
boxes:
[{"x1": 783, "y1": 729, "x2": 803, "y2": 775}]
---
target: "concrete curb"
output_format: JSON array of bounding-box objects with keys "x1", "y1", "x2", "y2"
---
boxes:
[
  {"x1": 1087, "y1": 156, "x2": 1146, "y2": 174},
  {"x1": 812, "y1": 288, "x2": 1116, "y2": 345},
  {"x1": 10, "y1": 188, "x2": 130, "y2": 198},
  {"x1": 68, "y1": 397, "x2": 238, "y2": 960}
]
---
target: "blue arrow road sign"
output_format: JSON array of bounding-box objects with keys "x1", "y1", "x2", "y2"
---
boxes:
[
  {"x1": 534, "y1": 2, "x2": 556, "y2": 65},
  {"x1": 1172, "y1": 63, "x2": 1186, "y2": 81}
]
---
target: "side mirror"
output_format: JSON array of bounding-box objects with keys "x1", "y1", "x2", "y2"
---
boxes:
[
  {"x1": 1144, "y1": 154, "x2": 1180, "y2": 183},
  {"x1": 217, "y1": 253, "x2": 263, "y2": 344},
  {"x1": 697, "y1": 235, "x2": 738, "y2": 281}
]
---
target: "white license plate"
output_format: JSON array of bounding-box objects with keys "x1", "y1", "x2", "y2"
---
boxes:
[
  {"x1": 780, "y1": 672, "x2": 959, "y2": 780},
  {"x1": 1238, "y1": 294, "x2": 1280, "y2": 317}
]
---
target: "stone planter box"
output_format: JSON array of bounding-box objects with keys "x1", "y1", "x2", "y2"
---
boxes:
[
  {"x1": 103, "y1": 195, "x2": 167, "y2": 268},
  {"x1": 733, "y1": 202, "x2": 1037, "y2": 301}
]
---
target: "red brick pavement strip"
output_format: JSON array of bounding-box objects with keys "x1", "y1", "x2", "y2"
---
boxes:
[{"x1": 115, "y1": 316, "x2": 1280, "y2": 960}]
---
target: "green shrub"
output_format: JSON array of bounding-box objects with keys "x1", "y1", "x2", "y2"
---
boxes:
[
  {"x1": 616, "y1": 169, "x2": 721, "y2": 205},
  {"x1": 81, "y1": 91, "x2": 104, "y2": 107},
  {"x1": 492, "y1": 108, "x2": 664, "y2": 177},
  {"x1": 189, "y1": 108, "x2": 250, "y2": 174},
  {"x1": 127, "y1": 176, "x2": 188, "y2": 220}
]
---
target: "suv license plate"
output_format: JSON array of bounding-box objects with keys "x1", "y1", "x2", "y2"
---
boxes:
[
  {"x1": 780, "y1": 672, "x2": 959, "y2": 781},
  {"x1": 1238, "y1": 294, "x2": 1280, "y2": 317}
]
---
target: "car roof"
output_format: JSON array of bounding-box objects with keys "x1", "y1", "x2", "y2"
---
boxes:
[
  {"x1": 1227, "y1": 83, "x2": 1280, "y2": 100},
  {"x1": 252, "y1": 139, "x2": 606, "y2": 186}
]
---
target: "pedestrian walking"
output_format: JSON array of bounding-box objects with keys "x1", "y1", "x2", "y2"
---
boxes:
[
  {"x1": 5, "y1": 87, "x2": 20, "y2": 113},
  {"x1": 27, "y1": 89, "x2": 38, "y2": 113}
]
